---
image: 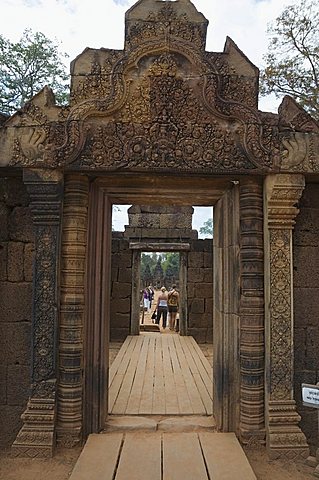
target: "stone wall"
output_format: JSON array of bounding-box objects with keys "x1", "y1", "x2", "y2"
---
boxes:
[
  {"x1": 187, "y1": 239, "x2": 213, "y2": 343},
  {"x1": 293, "y1": 183, "x2": 319, "y2": 454},
  {"x1": 0, "y1": 176, "x2": 34, "y2": 447},
  {"x1": 110, "y1": 233, "x2": 132, "y2": 341}
]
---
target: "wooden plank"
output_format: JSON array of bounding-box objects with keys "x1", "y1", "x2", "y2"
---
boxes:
[
  {"x1": 115, "y1": 433, "x2": 161, "y2": 480},
  {"x1": 126, "y1": 335, "x2": 150, "y2": 414},
  {"x1": 186, "y1": 336, "x2": 213, "y2": 388},
  {"x1": 112, "y1": 336, "x2": 144, "y2": 414},
  {"x1": 152, "y1": 335, "x2": 166, "y2": 414},
  {"x1": 69, "y1": 433, "x2": 122, "y2": 480},
  {"x1": 109, "y1": 336, "x2": 132, "y2": 387},
  {"x1": 167, "y1": 335, "x2": 193, "y2": 414},
  {"x1": 161, "y1": 335, "x2": 179, "y2": 414},
  {"x1": 193, "y1": 373, "x2": 213, "y2": 415},
  {"x1": 139, "y1": 335, "x2": 156, "y2": 414},
  {"x1": 173, "y1": 335, "x2": 205, "y2": 414},
  {"x1": 199, "y1": 432, "x2": 257, "y2": 480},
  {"x1": 109, "y1": 373, "x2": 125, "y2": 413},
  {"x1": 189, "y1": 336, "x2": 213, "y2": 378},
  {"x1": 163, "y1": 433, "x2": 208, "y2": 480}
]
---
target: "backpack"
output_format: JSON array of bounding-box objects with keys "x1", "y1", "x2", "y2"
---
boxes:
[{"x1": 168, "y1": 291, "x2": 178, "y2": 307}]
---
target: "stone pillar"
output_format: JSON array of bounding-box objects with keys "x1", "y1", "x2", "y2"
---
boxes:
[
  {"x1": 264, "y1": 174, "x2": 309, "y2": 460},
  {"x1": 239, "y1": 180, "x2": 265, "y2": 444},
  {"x1": 12, "y1": 169, "x2": 63, "y2": 457},
  {"x1": 57, "y1": 175, "x2": 89, "y2": 447}
]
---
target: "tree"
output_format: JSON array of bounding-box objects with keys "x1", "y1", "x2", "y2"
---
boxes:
[
  {"x1": 199, "y1": 218, "x2": 213, "y2": 237},
  {"x1": 0, "y1": 29, "x2": 69, "y2": 115},
  {"x1": 260, "y1": 0, "x2": 319, "y2": 120}
]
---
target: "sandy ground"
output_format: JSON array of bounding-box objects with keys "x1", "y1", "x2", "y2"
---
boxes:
[{"x1": 0, "y1": 319, "x2": 316, "y2": 479}]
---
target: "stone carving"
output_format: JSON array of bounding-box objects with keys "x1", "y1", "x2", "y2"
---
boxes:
[
  {"x1": 12, "y1": 170, "x2": 63, "y2": 457},
  {"x1": 281, "y1": 132, "x2": 319, "y2": 172},
  {"x1": 239, "y1": 182, "x2": 265, "y2": 444},
  {"x1": 265, "y1": 174, "x2": 309, "y2": 460},
  {"x1": 57, "y1": 175, "x2": 89, "y2": 447}
]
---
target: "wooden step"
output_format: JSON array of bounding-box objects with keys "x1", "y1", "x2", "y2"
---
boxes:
[{"x1": 69, "y1": 432, "x2": 256, "y2": 480}]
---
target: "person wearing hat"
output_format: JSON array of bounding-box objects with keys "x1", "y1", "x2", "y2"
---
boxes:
[
  {"x1": 156, "y1": 286, "x2": 168, "y2": 329},
  {"x1": 167, "y1": 284, "x2": 179, "y2": 331}
]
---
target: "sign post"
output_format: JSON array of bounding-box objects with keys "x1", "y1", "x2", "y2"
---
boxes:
[{"x1": 302, "y1": 383, "x2": 319, "y2": 477}]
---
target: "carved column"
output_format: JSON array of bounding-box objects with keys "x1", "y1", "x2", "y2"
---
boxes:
[
  {"x1": 12, "y1": 169, "x2": 64, "y2": 458},
  {"x1": 239, "y1": 180, "x2": 265, "y2": 444},
  {"x1": 57, "y1": 175, "x2": 89, "y2": 447},
  {"x1": 264, "y1": 174, "x2": 309, "y2": 460}
]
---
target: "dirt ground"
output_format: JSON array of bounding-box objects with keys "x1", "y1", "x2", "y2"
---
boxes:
[{"x1": 0, "y1": 333, "x2": 316, "y2": 479}]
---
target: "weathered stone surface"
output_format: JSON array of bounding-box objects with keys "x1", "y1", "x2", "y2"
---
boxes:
[
  {"x1": 111, "y1": 298, "x2": 131, "y2": 314},
  {"x1": 294, "y1": 247, "x2": 319, "y2": 287},
  {"x1": 203, "y1": 252, "x2": 213, "y2": 267},
  {"x1": 118, "y1": 267, "x2": 132, "y2": 283},
  {"x1": 294, "y1": 327, "x2": 306, "y2": 368},
  {"x1": 0, "y1": 204, "x2": 9, "y2": 241},
  {"x1": 0, "y1": 322, "x2": 31, "y2": 365},
  {"x1": 8, "y1": 207, "x2": 34, "y2": 242},
  {"x1": 0, "y1": 405, "x2": 25, "y2": 447},
  {"x1": 7, "y1": 365, "x2": 30, "y2": 405},
  {"x1": 0, "y1": 242, "x2": 7, "y2": 280},
  {"x1": 158, "y1": 416, "x2": 216, "y2": 432},
  {"x1": 23, "y1": 243, "x2": 34, "y2": 282},
  {"x1": 188, "y1": 268, "x2": 204, "y2": 283},
  {"x1": 203, "y1": 268, "x2": 213, "y2": 282},
  {"x1": 188, "y1": 252, "x2": 204, "y2": 268},
  {"x1": 112, "y1": 282, "x2": 131, "y2": 298},
  {"x1": 305, "y1": 327, "x2": 319, "y2": 370},
  {"x1": 7, "y1": 242, "x2": 24, "y2": 282},
  {"x1": 0, "y1": 177, "x2": 29, "y2": 207},
  {"x1": 110, "y1": 328, "x2": 130, "y2": 342},
  {"x1": 294, "y1": 288, "x2": 319, "y2": 327},
  {"x1": 190, "y1": 299, "x2": 204, "y2": 314},
  {"x1": 0, "y1": 365, "x2": 7, "y2": 404},
  {"x1": 0, "y1": 282, "x2": 32, "y2": 322},
  {"x1": 194, "y1": 283, "x2": 213, "y2": 298},
  {"x1": 111, "y1": 313, "x2": 130, "y2": 328},
  {"x1": 188, "y1": 328, "x2": 207, "y2": 343},
  {"x1": 105, "y1": 416, "x2": 157, "y2": 432}
]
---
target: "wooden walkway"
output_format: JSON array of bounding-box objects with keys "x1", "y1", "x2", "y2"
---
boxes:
[
  {"x1": 108, "y1": 333, "x2": 213, "y2": 416},
  {"x1": 69, "y1": 432, "x2": 257, "y2": 480}
]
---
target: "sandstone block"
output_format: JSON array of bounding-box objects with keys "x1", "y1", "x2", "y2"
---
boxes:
[
  {"x1": 105, "y1": 416, "x2": 157, "y2": 432},
  {"x1": 23, "y1": 243, "x2": 34, "y2": 282},
  {"x1": 0, "y1": 282, "x2": 32, "y2": 322},
  {"x1": 1, "y1": 177, "x2": 30, "y2": 207},
  {"x1": 111, "y1": 266, "x2": 119, "y2": 282},
  {"x1": 203, "y1": 268, "x2": 213, "y2": 282},
  {"x1": 188, "y1": 328, "x2": 207, "y2": 343},
  {"x1": 7, "y1": 242, "x2": 24, "y2": 282},
  {"x1": 0, "y1": 365, "x2": 7, "y2": 404},
  {"x1": 0, "y1": 243, "x2": 7, "y2": 280},
  {"x1": 0, "y1": 405, "x2": 25, "y2": 447},
  {"x1": 111, "y1": 313, "x2": 130, "y2": 328},
  {"x1": 0, "y1": 322, "x2": 31, "y2": 365},
  {"x1": 7, "y1": 365, "x2": 31, "y2": 406},
  {"x1": 187, "y1": 283, "x2": 195, "y2": 298},
  {"x1": 190, "y1": 299, "x2": 204, "y2": 314},
  {"x1": 112, "y1": 282, "x2": 131, "y2": 298},
  {"x1": 294, "y1": 327, "x2": 306, "y2": 369},
  {"x1": 294, "y1": 246, "x2": 319, "y2": 287},
  {"x1": 188, "y1": 252, "x2": 203, "y2": 268},
  {"x1": 0, "y1": 204, "x2": 9, "y2": 241},
  {"x1": 9, "y1": 207, "x2": 34, "y2": 243},
  {"x1": 203, "y1": 252, "x2": 213, "y2": 267},
  {"x1": 118, "y1": 267, "x2": 132, "y2": 283},
  {"x1": 294, "y1": 288, "x2": 319, "y2": 327},
  {"x1": 110, "y1": 328, "x2": 129, "y2": 342},
  {"x1": 205, "y1": 298, "x2": 213, "y2": 313},
  {"x1": 195, "y1": 283, "x2": 213, "y2": 299},
  {"x1": 188, "y1": 268, "x2": 204, "y2": 283},
  {"x1": 306, "y1": 327, "x2": 319, "y2": 370},
  {"x1": 111, "y1": 298, "x2": 131, "y2": 314}
]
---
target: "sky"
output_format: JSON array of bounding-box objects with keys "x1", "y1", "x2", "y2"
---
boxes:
[{"x1": 1, "y1": 0, "x2": 297, "y2": 232}]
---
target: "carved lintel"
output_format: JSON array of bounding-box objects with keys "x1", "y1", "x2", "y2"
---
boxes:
[
  {"x1": 264, "y1": 173, "x2": 308, "y2": 459},
  {"x1": 12, "y1": 170, "x2": 64, "y2": 457}
]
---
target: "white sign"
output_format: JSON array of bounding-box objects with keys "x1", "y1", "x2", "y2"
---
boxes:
[{"x1": 302, "y1": 383, "x2": 319, "y2": 408}]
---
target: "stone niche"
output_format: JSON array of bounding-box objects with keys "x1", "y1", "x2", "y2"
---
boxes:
[
  {"x1": 293, "y1": 183, "x2": 319, "y2": 455},
  {"x1": 110, "y1": 205, "x2": 213, "y2": 343},
  {"x1": 0, "y1": 176, "x2": 34, "y2": 447}
]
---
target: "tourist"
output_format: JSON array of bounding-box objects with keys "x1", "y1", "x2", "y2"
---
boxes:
[
  {"x1": 143, "y1": 287, "x2": 150, "y2": 312},
  {"x1": 156, "y1": 286, "x2": 168, "y2": 329},
  {"x1": 168, "y1": 284, "x2": 179, "y2": 331}
]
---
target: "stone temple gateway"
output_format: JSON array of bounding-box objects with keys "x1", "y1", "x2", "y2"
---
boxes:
[{"x1": 1, "y1": 0, "x2": 319, "y2": 461}]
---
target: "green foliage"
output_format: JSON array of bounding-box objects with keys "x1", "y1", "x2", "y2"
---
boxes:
[
  {"x1": 260, "y1": 0, "x2": 319, "y2": 120},
  {"x1": 199, "y1": 218, "x2": 213, "y2": 237},
  {"x1": 140, "y1": 252, "x2": 179, "y2": 286},
  {"x1": 0, "y1": 29, "x2": 69, "y2": 115}
]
